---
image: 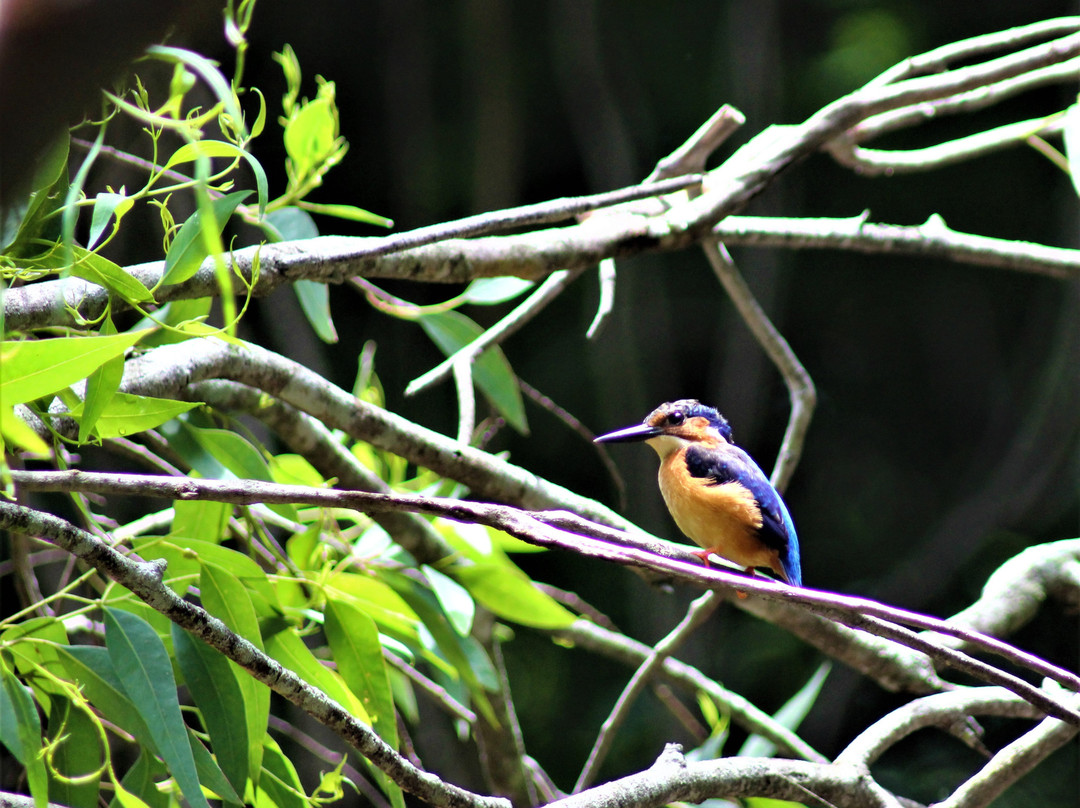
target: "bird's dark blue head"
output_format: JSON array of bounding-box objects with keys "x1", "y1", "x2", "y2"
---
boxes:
[{"x1": 594, "y1": 399, "x2": 734, "y2": 447}]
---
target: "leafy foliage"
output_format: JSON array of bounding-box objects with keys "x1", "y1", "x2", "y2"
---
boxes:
[{"x1": 0, "y1": 7, "x2": 578, "y2": 808}]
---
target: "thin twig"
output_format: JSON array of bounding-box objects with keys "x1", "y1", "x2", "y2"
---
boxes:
[
  {"x1": 554, "y1": 619, "x2": 827, "y2": 763},
  {"x1": 347, "y1": 173, "x2": 704, "y2": 261},
  {"x1": 645, "y1": 104, "x2": 746, "y2": 181},
  {"x1": 384, "y1": 651, "x2": 477, "y2": 725},
  {"x1": 453, "y1": 358, "x2": 476, "y2": 444},
  {"x1": 834, "y1": 686, "x2": 1046, "y2": 769},
  {"x1": 832, "y1": 111, "x2": 1068, "y2": 175},
  {"x1": 574, "y1": 591, "x2": 722, "y2": 793},
  {"x1": 585, "y1": 258, "x2": 617, "y2": 340},
  {"x1": 702, "y1": 240, "x2": 816, "y2": 491},
  {"x1": 407, "y1": 269, "x2": 581, "y2": 397}
]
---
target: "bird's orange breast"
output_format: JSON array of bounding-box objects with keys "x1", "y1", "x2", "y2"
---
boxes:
[{"x1": 658, "y1": 449, "x2": 787, "y2": 578}]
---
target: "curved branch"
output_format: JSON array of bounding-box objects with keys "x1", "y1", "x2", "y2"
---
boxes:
[
  {"x1": 548, "y1": 744, "x2": 903, "y2": 808},
  {"x1": 702, "y1": 241, "x2": 816, "y2": 491}
]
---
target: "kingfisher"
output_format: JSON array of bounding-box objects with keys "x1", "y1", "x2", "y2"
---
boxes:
[{"x1": 594, "y1": 399, "x2": 801, "y2": 587}]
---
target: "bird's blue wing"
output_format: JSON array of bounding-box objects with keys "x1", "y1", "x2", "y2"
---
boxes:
[{"x1": 684, "y1": 444, "x2": 802, "y2": 586}]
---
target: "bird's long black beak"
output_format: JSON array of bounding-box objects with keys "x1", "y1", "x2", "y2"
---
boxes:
[{"x1": 593, "y1": 423, "x2": 663, "y2": 444}]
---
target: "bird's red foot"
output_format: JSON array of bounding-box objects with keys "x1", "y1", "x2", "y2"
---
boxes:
[
  {"x1": 691, "y1": 550, "x2": 752, "y2": 599},
  {"x1": 690, "y1": 548, "x2": 714, "y2": 565}
]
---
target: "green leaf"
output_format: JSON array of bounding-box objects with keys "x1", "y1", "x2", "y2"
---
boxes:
[
  {"x1": 263, "y1": 620, "x2": 369, "y2": 723},
  {"x1": 255, "y1": 736, "x2": 306, "y2": 808},
  {"x1": 197, "y1": 562, "x2": 268, "y2": 787},
  {"x1": 324, "y1": 600, "x2": 406, "y2": 808},
  {"x1": 88, "y1": 191, "x2": 134, "y2": 250},
  {"x1": 299, "y1": 201, "x2": 392, "y2": 228},
  {"x1": 55, "y1": 645, "x2": 154, "y2": 745},
  {"x1": 1, "y1": 405, "x2": 52, "y2": 456},
  {"x1": 323, "y1": 599, "x2": 398, "y2": 747},
  {"x1": 88, "y1": 393, "x2": 200, "y2": 439},
  {"x1": 2, "y1": 618, "x2": 70, "y2": 693},
  {"x1": 738, "y1": 662, "x2": 831, "y2": 758},
  {"x1": 326, "y1": 572, "x2": 421, "y2": 641},
  {"x1": 114, "y1": 752, "x2": 167, "y2": 808},
  {"x1": 173, "y1": 625, "x2": 249, "y2": 802},
  {"x1": 423, "y1": 565, "x2": 475, "y2": 636},
  {"x1": 103, "y1": 608, "x2": 210, "y2": 808},
  {"x1": 181, "y1": 421, "x2": 272, "y2": 481},
  {"x1": 0, "y1": 657, "x2": 49, "y2": 808},
  {"x1": 265, "y1": 207, "x2": 318, "y2": 240},
  {"x1": 284, "y1": 94, "x2": 336, "y2": 177},
  {"x1": 164, "y1": 141, "x2": 268, "y2": 218},
  {"x1": 46, "y1": 698, "x2": 102, "y2": 808},
  {"x1": 416, "y1": 310, "x2": 527, "y2": 433},
  {"x1": 1063, "y1": 103, "x2": 1080, "y2": 199},
  {"x1": 294, "y1": 280, "x2": 338, "y2": 343},
  {"x1": 170, "y1": 499, "x2": 231, "y2": 544},
  {"x1": 79, "y1": 314, "x2": 125, "y2": 443},
  {"x1": 461, "y1": 277, "x2": 535, "y2": 305},
  {"x1": 450, "y1": 563, "x2": 576, "y2": 629},
  {"x1": 146, "y1": 46, "x2": 245, "y2": 135},
  {"x1": 180, "y1": 421, "x2": 297, "y2": 520},
  {"x1": 161, "y1": 190, "x2": 251, "y2": 286},
  {"x1": 68, "y1": 247, "x2": 156, "y2": 305},
  {"x1": 1, "y1": 133, "x2": 68, "y2": 254},
  {"x1": 384, "y1": 571, "x2": 498, "y2": 723},
  {"x1": 0, "y1": 331, "x2": 147, "y2": 406}
]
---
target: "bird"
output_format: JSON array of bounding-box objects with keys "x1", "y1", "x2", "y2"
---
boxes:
[{"x1": 594, "y1": 399, "x2": 801, "y2": 587}]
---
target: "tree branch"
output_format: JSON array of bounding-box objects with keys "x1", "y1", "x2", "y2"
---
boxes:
[{"x1": 9, "y1": 471, "x2": 1079, "y2": 724}]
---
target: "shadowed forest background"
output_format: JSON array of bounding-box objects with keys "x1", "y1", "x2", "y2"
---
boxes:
[{"x1": 4, "y1": 0, "x2": 1078, "y2": 804}]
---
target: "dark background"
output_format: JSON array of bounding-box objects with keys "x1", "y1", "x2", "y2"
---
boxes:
[{"x1": 10, "y1": 1, "x2": 1080, "y2": 804}]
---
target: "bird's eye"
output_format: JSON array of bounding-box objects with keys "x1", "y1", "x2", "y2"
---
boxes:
[{"x1": 668, "y1": 411, "x2": 684, "y2": 425}]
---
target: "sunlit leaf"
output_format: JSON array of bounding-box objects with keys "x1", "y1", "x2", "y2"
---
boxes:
[
  {"x1": 1, "y1": 406, "x2": 51, "y2": 456},
  {"x1": 1063, "y1": 103, "x2": 1080, "y2": 198},
  {"x1": 423, "y1": 565, "x2": 475, "y2": 636},
  {"x1": 88, "y1": 191, "x2": 134, "y2": 250},
  {"x1": 161, "y1": 190, "x2": 251, "y2": 286},
  {"x1": 299, "y1": 201, "x2": 393, "y2": 228},
  {"x1": 0, "y1": 331, "x2": 147, "y2": 406},
  {"x1": 461, "y1": 277, "x2": 535, "y2": 305},
  {"x1": 262, "y1": 620, "x2": 369, "y2": 723},
  {"x1": 146, "y1": 46, "x2": 245, "y2": 134},
  {"x1": 450, "y1": 563, "x2": 575, "y2": 629},
  {"x1": 67, "y1": 248, "x2": 156, "y2": 305},
  {"x1": 284, "y1": 94, "x2": 336, "y2": 177},
  {"x1": 164, "y1": 141, "x2": 268, "y2": 217},
  {"x1": 79, "y1": 314, "x2": 124, "y2": 442},
  {"x1": 88, "y1": 393, "x2": 200, "y2": 439},
  {"x1": 254, "y1": 736, "x2": 306, "y2": 808},
  {"x1": 323, "y1": 599, "x2": 398, "y2": 748}
]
